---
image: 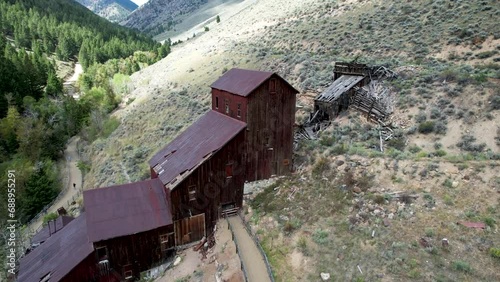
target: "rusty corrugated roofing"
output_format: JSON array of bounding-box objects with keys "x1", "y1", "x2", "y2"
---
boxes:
[
  {"x1": 149, "y1": 110, "x2": 246, "y2": 188},
  {"x1": 210, "y1": 68, "x2": 299, "y2": 96},
  {"x1": 31, "y1": 215, "x2": 74, "y2": 245},
  {"x1": 18, "y1": 214, "x2": 93, "y2": 282},
  {"x1": 83, "y1": 178, "x2": 172, "y2": 243}
]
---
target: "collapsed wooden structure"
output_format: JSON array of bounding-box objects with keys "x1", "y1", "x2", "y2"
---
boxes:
[{"x1": 312, "y1": 62, "x2": 394, "y2": 124}]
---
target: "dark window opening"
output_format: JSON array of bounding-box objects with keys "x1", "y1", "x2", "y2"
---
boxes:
[
  {"x1": 269, "y1": 78, "x2": 276, "y2": 93},
  {"x1": 96, "y1": 246, "x2": 108, "y2": 262},
  {"x1": 226, "y1": 163, "x2": 233, "y2": 178},
  {"x1": 237, "y1": 103, "x2": 241, "y2": 118},
  {"x1": 188, "y1": 185, "x2": 196, "y2": 201},
  {"x1": 215, "y1": 97, "x2": 219, "y2": 109}
]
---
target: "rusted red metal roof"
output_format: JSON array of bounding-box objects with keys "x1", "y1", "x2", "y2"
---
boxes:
[
  {"x1": 210, "y1": 68, "x2": 299, "y2": 96},
  {"x1": 83, "y1": 178, "x2": 173, "y2": 243},
  {"x1": 149, "y1": 110, "x2": 246, "y2": 188},
  {"x1": 18, "y1": 214, "x2": 94, "y2": 282},
  {"x1": 31, "y1": 215, "x2": 74, "y2": 245}
]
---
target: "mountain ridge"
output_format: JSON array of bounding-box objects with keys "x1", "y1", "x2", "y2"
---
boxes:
[
  {"x1": 75, "y1": 0, "x2": 138, "y2": 22},
  {"x1": 121, "y1": 0, "x2": 208, "y2": 36}
]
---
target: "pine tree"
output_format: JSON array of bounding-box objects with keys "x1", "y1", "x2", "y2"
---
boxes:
[{"x1": 45, "y1": 69, "x2": 63, "y2": 96}]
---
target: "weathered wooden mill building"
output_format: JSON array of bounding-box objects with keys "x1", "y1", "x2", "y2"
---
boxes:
[
  {"x1": 18, "y1": 68, "x2": 298, "y2": 282},
  {"x1": 210, "y1": 68, "x2": 298, "y2": 181},
  {"x1": 149, "y1": 68, "x2": 298, "y2": 245}
]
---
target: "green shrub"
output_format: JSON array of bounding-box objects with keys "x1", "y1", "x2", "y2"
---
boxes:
[
  {"x1": 483, "y1": 217, "x2": 496, "y2": 228},
  {"x1": 418, "y1": 121, "x2": 435, "y2": 134},
  {"x1": 312, "y1": 157, "x2": 329, "y2": 178},
  {"x1": 457, "y1": 135, "x2": 486, "y2": 152},
  {"x1": 312, "y1": 229, "x2": 329, "y2": 245},
  {"x1": 102, "y1": 117, "x2": 120, "y2": 138},
  {"x1": 435, "y1": 149, "x2": 447, "y2": 157},
  {"x1": 452, "y1": 260, "x2": 472, "y2": 273},
  {"x1": 409, "y1": 145, "x2": 422, "y2": 153},
  {"x1": 490, "y1": 247, "x2": 500, "y2": 259},
  {"x1": 43, "y1": 212, "x2": 58, "y2": 225},
  {"x1": 443, "y1": 178, "x2": 453, "y2": 188}
]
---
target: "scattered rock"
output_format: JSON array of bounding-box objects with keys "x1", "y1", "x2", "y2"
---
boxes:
[
  {"x1": 383, "y1": 218, "x2": 391, "y2": 227},
  {"x1": 352, "y1": 187, "x2": 362, "y2": 194},
  {"x1": 442, "y1": 238, "x2": 449, "y2": 247},
  {"x1": 388, "y1": 213, "x2": 395, "y2": 219},
  {"x1": 173, "y1": 256, "x2": 182, "y2": 266},
  {"x1": 336, "y1": 160, "x2": 345, "y2": 166},
  {"x1": 320, "y1": 272, "x2": 330, "y2": 281},
  {"x1": 452, "y1": 181, "x2": 459, "y2": 188},
  {"x1": 279, "y1": 215, "x2": 289, "y2": 221},
  {"x1": 373, "y1": 209, "x2": 381, "y2": 215}
]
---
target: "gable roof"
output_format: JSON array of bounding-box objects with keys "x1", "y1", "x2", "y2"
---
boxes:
[
  {"x1": 31, "y1": 215, "x2": 74, "y2": 245},
  {"x1": 149, "y1": 110, "x2": 246, "y2": 188},
  {"x1": 18, "y1": 214, "x2": 94, "y2": 282},
  {"x1": 210, "y1": 68, "x2": 299, "y2": 97},
  {"x1": 83, "y1": 178, "x2": 172, "y2": 243}
]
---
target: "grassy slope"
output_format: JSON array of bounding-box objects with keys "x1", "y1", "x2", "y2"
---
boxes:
[{"x1": 82, "y1": 0, "x2": 499, "y2": 280}]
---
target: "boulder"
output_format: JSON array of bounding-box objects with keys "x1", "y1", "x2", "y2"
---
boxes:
[{"x1": 320, "y1": 272, "x2": 330, "y2": 281}]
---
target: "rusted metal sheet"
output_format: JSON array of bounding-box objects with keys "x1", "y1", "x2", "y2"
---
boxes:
[
  {"x1": 149, "y1": 110, "x2": 246, "y2": 188},
  {"x1": 18, "y1": 214, "x2": 97, "y2": 282},
  {"x1": 31, "y1": 215, "x2": 74, "y2": 245},
  {"x1": 83, "y1": 178, "x2": 173, "y2": 243},
  {"x1": 210, "y1": 68, "x2": 299, "y2": 97},
  {"x1": 458, "y1": 221, "x2": 486, "y2": 229},
  {"x1": 210, "y1": 68, "x2": 273, "y2": 97}
]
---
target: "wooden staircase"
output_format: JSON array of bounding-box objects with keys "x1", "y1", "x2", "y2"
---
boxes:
[{"x1": 221, "y1": 207, "x2": 239, "y2": 218}]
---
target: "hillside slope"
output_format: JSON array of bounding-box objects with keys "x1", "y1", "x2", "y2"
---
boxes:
[
  {"x1": 75, "y1": 0, "x2": 138, "y2": 22},
  {"x1": 82, "y1": 0, "x2": 499, "y2": 281},
  {"x1": 121, "y1": 0, "x2": 207, "y2": 35}
]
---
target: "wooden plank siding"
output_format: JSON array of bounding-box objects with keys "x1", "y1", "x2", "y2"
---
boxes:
[
  {"x1": 60, "y1": 254, "x2": 103, "y2": 282},
  {"x1": 245, "y1": 75, "x2": 296, "y2": 181},
  {"x1": 174, "y1": 214, "x2": 205, "y2": 246},
  {"x1": 94, "y1": 225, "x2": 175, "y2": 280},
  {"x1": 169, "y1": 130, "x2": 246, "y2": 238},
  {"x1": 211, "y1": 89, "x2": 248, "y2": 122}
]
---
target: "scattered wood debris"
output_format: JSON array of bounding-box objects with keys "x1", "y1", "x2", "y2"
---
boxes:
[{"x1": 457, "y1": 221, "x2": 486, "y2": 229}]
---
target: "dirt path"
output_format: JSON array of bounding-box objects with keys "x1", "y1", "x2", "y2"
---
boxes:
[
  {"x1": 26, "y1": 136, "x2": 83, "y2": 235},
  {"x1": 64, "y1": 62, "x2": 83, "y2": 83},
  {"x1": 228, "y1": 216, "x2": 271, "y2": 282},
  {"x1": 62, "y1": 62, "x2": 83, "y2": 99}
]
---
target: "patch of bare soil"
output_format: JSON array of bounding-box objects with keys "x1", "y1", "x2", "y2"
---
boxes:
[{"x1": 157, "y1": 220, "x2": 244, "y2": 282}]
